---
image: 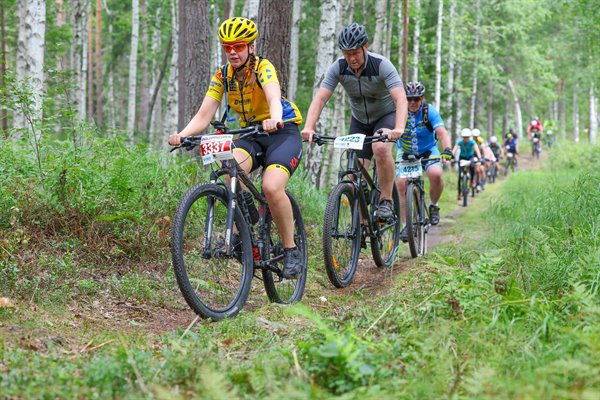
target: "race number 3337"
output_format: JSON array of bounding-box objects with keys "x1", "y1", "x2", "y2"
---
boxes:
[{"x1": 200, "y1": 134, "x2": 234, "y2": 165}]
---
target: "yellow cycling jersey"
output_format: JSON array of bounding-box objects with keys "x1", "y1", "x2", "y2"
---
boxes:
[{"x1": 206, "y1": 56, "x2": 303, "y2": 127}]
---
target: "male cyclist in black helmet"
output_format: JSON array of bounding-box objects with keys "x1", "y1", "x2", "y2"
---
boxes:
[{"x1": 302, "y1": 22, "x2": 408, "y2": 222}]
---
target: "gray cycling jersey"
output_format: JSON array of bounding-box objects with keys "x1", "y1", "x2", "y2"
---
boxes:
[{"x1": 321, "y1": 52, "x2": 403, "y2": 125}]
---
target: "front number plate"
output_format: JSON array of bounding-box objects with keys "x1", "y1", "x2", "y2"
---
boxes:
[{"x1": 200, "y1": 134, "x2": 234, "y2": 165}]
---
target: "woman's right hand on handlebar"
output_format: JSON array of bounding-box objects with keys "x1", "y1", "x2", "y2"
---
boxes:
[
  {"x1": 168, "y1": 133, "x2": 183, "y2": 146},
  {"x1": 301, "y1": 128, "x2": 315, "y2": 143}
]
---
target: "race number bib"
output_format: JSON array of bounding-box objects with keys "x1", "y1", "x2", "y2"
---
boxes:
[
  {"x1": 200, "y1": 134, "x2": 234, "y2": 165},
  {"x1": 396, "y1": 159, "x2": 423, "y2": 178},
  {"x1": 459, "y1": 159, "x2": 471, "y2": 167},
  {"x1": 333, "y1": 134, "x2": 366, "y2": 150}
]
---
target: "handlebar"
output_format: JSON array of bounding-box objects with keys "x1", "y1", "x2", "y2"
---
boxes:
[
  {"x1": 170, "y1": 121, "x2": 284, "y2": 152},
  {"x1": 308, "y1": 133, "x2": 393, "y2": 146}
]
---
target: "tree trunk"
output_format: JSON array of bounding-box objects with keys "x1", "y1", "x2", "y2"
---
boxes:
[
  {"x1": 148, "y1": 7, "x2": 165, "y2": 134},
  {"x1": 256, "y1": 0, "x2": 292, "y2": 92},
  {"x1": 287, "y1": 0, "x2": 302, "y2": 102},
  {"x1": 178, "y1": 0, "x2": 210, "y2": 131},
  {"x1": 385, "y1": 0, "x2": 396, "y2": 59},
  {"x1": 434, "y1": 0, "x2": 443, "y2": 109},
  {"x1": 103, "y1": 0, "x2": 116, "y2": 129},
  {"x1": 507, "y1": 79, "x2": 523, "y2": 139},
  {"x1": 401, "y1": 0, "x2": 408, "y2": 83},
  {"x1": 411, "y1": 0, "x2": 420, "y2": 81},
  {"x1": 455, "y1": 63, "x2": 462, "y2": 143},
  {"x1": 469, "y1": 0, "x2": 480, "y2": 129},
  {"x1": 209, "y1": 4, "x2": 220, "y2": 76},
  {"x1": 15, "y1": 0, "x2": 46, "y2": 131},
  {"x1": 71, "y1": 0, "x2": 89, "y2": 120},
  {"x1": 445, "y1": 0, "x2": 455, "y2": 136},
  {"x1": 55, "y1": 0, "x2": 67, "y2": 70},
  {"x1": 303, "y1": 0, "x2": 337, "y2": 188},
  {"x1": 95, "y1": 0, "x2": 103, "y2": 126},
  {"x1": 242, "y1": 0, "x2": 260, "y2": 22},
  {"x1": 0, "y1": 0, "x2": 7, "y2": 133},
  {"x1": 371, "y1": 0, "x2": 387, "y2": 54},
  {"x1": 87, "y1": 12, "x2": 93, "y2": 120},
  {"x1": 573, "y1": 82, "x2": 579, "y2": 142},
  {"x1": 127, "y1": 0, "x2": 140, "y2": 138},
  {"x1": 138, "y1": 0, "x2": 150, "y2": 133},
  {"x1": 590, "y1": 84, "x2": 598, "y2": 145},
  {"x1": 558, "y1": 79, "x2": 566, "y2": 140},
  {"x1": 164, "y1": 0, "x2": 178, "y2": 141}
]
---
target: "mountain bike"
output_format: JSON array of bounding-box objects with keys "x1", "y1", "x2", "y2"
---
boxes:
[
  {"x1": 170, "y1": 122, "x2": 307, "y2": 320},
  {"x1": 396, "y1": 155, "x2": 439, "y2": 258},
  {"x1": 504, "y1": 146, "x2": 517, "y2": 176},
  {"x1": 532, "y1": 136, "x2": 541, "y2": 159},
  {"x1": 455, "y1": 158, "x2": 473, "y2": 207},
  {"x1": 487, "y1": 158, "x2": 499, "y2": 183},
  {"x1": 312, "y1": 133, "x2": 401, "y2": 288}
]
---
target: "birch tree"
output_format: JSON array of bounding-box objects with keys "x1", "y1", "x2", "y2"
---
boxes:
[
  {"x1": 468, "y1": 0, "x2": 481, "y2": 129},
  {"x1": 1, "y1": 0, "x2": 8, "y2": 132},
  {"x1": 371, "y1": 0, "x2": 387, "y2": 54},
  {"x1": 385, "y1": 0, "x2": 396, "y2": 59},
  {"x1": 507, "y1": 79, "x2": 523, "y2": 138},
  {"x1": 590, "y1": 84, "x2": 598, "y2": 144},
  {"x1": 401, "y1": 0, "x2": 408, "y2": 83},
  {"x1": 126, "y1": 0, "x2": 140, "y2": 137},
  {"x1": 138, "y1": 0, "x2": 150, "y2": 132},
  {"x1": 95, "y1": 0, "x2": 103, "y2": 126},
  {"x1": 303, "y1": 0, "x2": 337, "y2": 188},
  {"x1": 433, "y1": 0, "x2": 443, "y2": 109},
  {"x1": 287, "y1": 0, "x2": 302, "y2": 102},
  {"x1": 573, "y1": 83, "x2": 579, "y2": 142},
  {"x1": 445, "y1": 0, "x2": 455, "y2": 135},
  {"x1": 71, "y1": 0, "x2": 89, "y2": 120},
  {"x1": 15, "y1": 0, "x2": 46, "y2": 131},
  {"x1": 164, "y1": 0, "x2": 178, "y2": 140},
  {"x1": 242, "y1": 0, "x2": 260, "y2": 22},
  {"x1": 411, "y1": 0, "x2": 420, "y2": 81}
]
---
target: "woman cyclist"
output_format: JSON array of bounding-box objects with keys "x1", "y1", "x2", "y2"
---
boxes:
[
  {"x1": 452, "y1": 128, "x2": 481, "y2": 201},
  {"x1": 168, "y1": 17, "x2": 304, "y2": 278}
]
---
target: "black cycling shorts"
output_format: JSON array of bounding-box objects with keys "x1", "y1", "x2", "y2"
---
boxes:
[
  {"x1": 233, "y1": 123, "x2": 302, "y2": 177},
  {"x1": 349, "y1": 111, "x2": 396, "y2": 160}
]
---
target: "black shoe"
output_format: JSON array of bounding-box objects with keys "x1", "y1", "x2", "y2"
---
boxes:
[
  {"x1": 375, "y1": 199, "x2": 394, "y2": 220},
  {"x1": 282, "y1": 247, "x2": 302, "y2": 279},
  {"x1": 230, "y1": 233, "x2": 242, "y2": 263},
  {"x1": 400, "y1": 225, "x2": 409, "y2": 243},
  {"x1": 429, "y1": 204, "x2": 440, "y2": 225}
]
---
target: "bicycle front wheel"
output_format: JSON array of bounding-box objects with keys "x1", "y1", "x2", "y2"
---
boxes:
[
  {"x1": 371, "y1": 183, "x2": 401, "y2": 268},
  {"x1": 171, "y1": 184, "x2": 253, "y2": 321},
  {"x1": 322, "y1": 183, "x2": 361, "y2": 288},
  {"x1": 405, "y1": 183, "x2": 424, "y2": 258},
  {"x1": 263, "y1": 191, "x2": 308, "y2": 303},
  {"x1": 462, "y1": 172, "x2": 469, "y2": 207}
]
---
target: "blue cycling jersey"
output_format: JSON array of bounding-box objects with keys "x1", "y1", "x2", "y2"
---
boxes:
[
  {"x1": 398, "y1": 103, "x2": 444, "y2": 156},
  {"x1": 458, "y1": 139, "x2": 476, "y2": 159}
]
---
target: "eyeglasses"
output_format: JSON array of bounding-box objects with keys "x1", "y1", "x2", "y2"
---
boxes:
[
  {"x1": 222, "y1": 42, "x2": 247, "y2": 53},
  {"x1": 407, "y1": 98, "x2": 422, "y2": 103}
]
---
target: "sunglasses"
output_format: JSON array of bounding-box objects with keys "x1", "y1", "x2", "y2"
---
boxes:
[
  {"x1": 222, "y1": 42, "x2": 247, "y2": 53},
  {"x1": 407, "y1": 97, "x2": 422, "y2": 103}
]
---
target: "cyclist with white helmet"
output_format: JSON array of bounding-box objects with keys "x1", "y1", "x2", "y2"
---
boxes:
[
  {"x1": 471, "y1": 128, "x2": 487, "y2": 191},
  {"x1": 302, "y1": 22, "x2": 408, "y2": 222},
  {"x1": 396, "y1": 81, "x2": 452, "y2": 239},
  {"x1": 452, "y1": 128, "x2": 481, "y2": 201},
  {"x1": 488, "y1": 135, "x2": 503, "y2": 172},
  {"x1": 527, "y1": 116, "x2": 544, "y2": 149}
]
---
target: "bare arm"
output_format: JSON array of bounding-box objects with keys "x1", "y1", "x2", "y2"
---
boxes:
[
  {"x1": 300, "y1": 87, "x2": 334, "y2": 142},
  {"x1": 435, "y1": 126, "x2": 451, "y2": 150},
  {"x1": 388, "y1": 86, "x2": 408, "y2": 140},
  {"x1": 168, "y1": 96, "x2": 221, "y2": 145},
  {"x1": 262, "y1": 81, "x2": 283, "y2": 132}
]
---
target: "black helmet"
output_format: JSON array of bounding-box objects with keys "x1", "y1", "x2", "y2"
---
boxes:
[
  {"x1": 338, "y1": 23, "x2": 368, "y2": 51},
  {"x1": 405, "y1": 81, "x2": 426, "y2": 98}
]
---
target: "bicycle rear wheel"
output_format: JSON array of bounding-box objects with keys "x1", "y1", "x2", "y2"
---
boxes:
[
  {"x1": 263, "y1": 191, "x2": 308, "y2": 302},
  {"x1": 371, "y1": 183, "x2": 401, "y2": 267},
  {"x1": 323, "y1": 183, "x2": 361, "y2": 288},
  {"x1": 171, "y1": 184, "x2": 253, "y2": 321},
  {"x1": 462, "y1": 172, "x2": 469, "y2": 207},
  {"x1": 405, "y1": 183, "x2": 424, "y2": 258}
]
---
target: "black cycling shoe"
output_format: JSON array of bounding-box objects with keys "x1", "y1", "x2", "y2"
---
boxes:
[
  {"x1": 375, "y1": 199, "x2": 394, "y2": 221},
  {"x1": 282, "y1": 247, "x2": 302, "y2": 279},
  {"x1": 230, "y1": 233, "x2": 243, "y2": 263},
  {"x1": 400, "y1": 225, "x2": 409, "y2": 243},
  {"x1": 429, "y1": 204, "x2": 440, "y2": 225}
]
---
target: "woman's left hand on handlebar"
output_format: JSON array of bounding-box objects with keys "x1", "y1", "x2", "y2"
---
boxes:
[
  {"x1": 168, "y1": 133, "x2": 182, "y2": 146},
  {"x1": 262, "y1": 119, "x2": 281, "y2": 133}
]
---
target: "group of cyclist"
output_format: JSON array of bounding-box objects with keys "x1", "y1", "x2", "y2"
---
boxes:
[{"x1": 167, "y1": 17, "x2": 547, "y2": 277}]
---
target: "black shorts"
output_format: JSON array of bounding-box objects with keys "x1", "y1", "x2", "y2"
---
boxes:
[
  {"x1": 349, "y1": 112, "x2": 396, "y2": 160},
  {"x1": 233, "y1": 123, "x2": 302, "y2": 177}
]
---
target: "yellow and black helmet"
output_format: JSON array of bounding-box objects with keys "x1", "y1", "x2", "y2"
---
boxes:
[{"x1": 218, "y1": 17, "x2": 258, "y2": 43}]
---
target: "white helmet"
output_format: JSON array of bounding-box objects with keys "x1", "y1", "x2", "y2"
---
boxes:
[
  {"x1": 472, "y1": 128, "x2": 481, "y2": 137},
  {"x1": 461, "y1": 128, "x2": 472, "y2": 137},
  {"x1": 490, "y1": 136, "x2": 498, "y2": 144}
]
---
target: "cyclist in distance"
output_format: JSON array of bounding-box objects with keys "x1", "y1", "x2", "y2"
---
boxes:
[
  {"x1": 527, "y1": 116, "x2": 544, "y2": 150},
  {"x1": 471, "y1": 128, "x2": 487, "y2": 191},
  {"x1": 167, "y1": 17, "x2": 304, "y2": 279},
  {"x1": 488, "y1": 135, "x2": 503, "y2": 172},
  {"x1": 395, "y1": 81, "x2": 452, "y2": 239},
  {"x1": 452, "y1": 128, "x2": 482, "y2": 201},
  {"x1": 301, "y1": 22, "x2": 408, "y2": 221},
  {"x1": 504, "y1": 129, "x2": 519, "y2": 164}
]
